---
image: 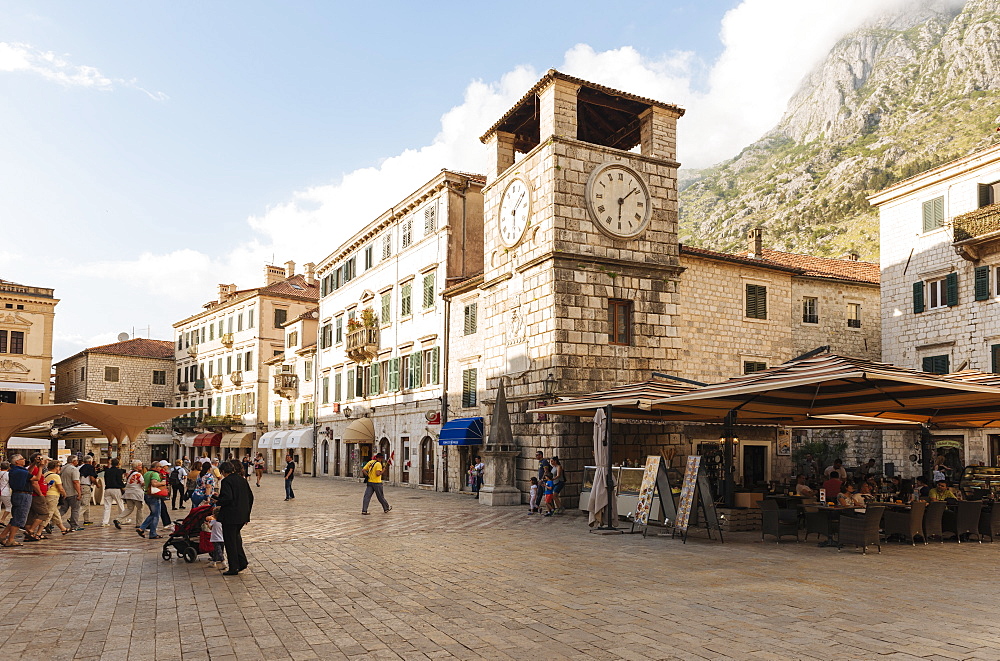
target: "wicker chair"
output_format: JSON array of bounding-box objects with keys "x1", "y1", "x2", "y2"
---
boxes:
[
  {"x1": 923, "y1": 501, "x2": 947, "y2": 543},
  {"x1": 979, "y1": 505, "x2": 1000, "y2": 542},
  {"x1": 883, "y1": 501, "x2": 926, "y2": 545},
  {"x1": 803, "y1": 503, "x2": 837, "y2": 541},
  {"x1": 760, "y1": 499, "x2": 799, "y2": 543},
  {"x1": 838, "y1": 506, "x2": 885, "y2": 554},
  {"x1": 945, "y1": 500, "x2": 984, "y2": 543}
]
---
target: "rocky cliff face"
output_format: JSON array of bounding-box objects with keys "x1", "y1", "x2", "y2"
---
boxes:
[{"x1": 679, "y1": 0, "x2": 1000, "y2": 259}]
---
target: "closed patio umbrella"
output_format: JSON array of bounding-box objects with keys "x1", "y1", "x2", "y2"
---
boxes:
[{"x1": 588, "y1": 407, "x2": 617, "y2": 527}]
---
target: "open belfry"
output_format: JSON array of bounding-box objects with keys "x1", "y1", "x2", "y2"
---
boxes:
[{"x1": 478, "y1": 70, "x2": 686, "y2": 490}]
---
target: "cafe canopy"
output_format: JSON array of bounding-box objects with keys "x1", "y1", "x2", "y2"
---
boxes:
[
  {"x1": 650, "y1": 354, "x2": 1000, "y2": 426},
  {"x1": 0, "y1": 400, "x2": 201, "y2": 451}
]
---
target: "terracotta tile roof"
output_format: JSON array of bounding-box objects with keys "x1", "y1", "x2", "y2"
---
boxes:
[
  {"x1": 235, "y1": 274, "x2": 320, "y2": 301},
  {"x1": 680, "y1": 245, "x2": 879, "y2": 284},
  {"x1": 743, "y1": 249, "x2": 880, "y2": 284},
  {"x1": 86, "y1": 338, "x2": 175, "y2": 360}
]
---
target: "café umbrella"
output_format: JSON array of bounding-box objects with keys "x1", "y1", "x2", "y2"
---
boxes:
[{"x1": 588, "y1": 407, "x2": 617, "y2": 527}]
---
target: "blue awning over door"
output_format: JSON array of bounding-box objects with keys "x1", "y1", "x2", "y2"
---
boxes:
[{"x1": 438, "y1": 417, "x2": 484, "y2": 445}]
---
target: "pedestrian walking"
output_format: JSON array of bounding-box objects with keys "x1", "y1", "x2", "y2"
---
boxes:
[
  {"x1": 528, "y1": 476, "x2": 539, "y2": 514},
  {"x1": 40, "y1": 460, "x2": 71, "y2": 535},
  {"x1": 59, "y1": 454, "x2": 83, "y2": 531},
  {"x1": 550, "y1": 456, "x2": 565, "y2": 514},
  {"x1": 116, "y1": 461, "x2": 146, "y2": 530},
  {"x1": 184, "y1": 465, "x2": 199, "y2": 505},
  {"x1": 241, "y1": 454, "x2": 251, "y2": 479},
  {"x1": 24, "y1": 453, "x2": 50, "y2": 540},
  {"x1": 361, "y1": 452, "x2": 391, "y2": 515},
  {"x1": 0, "y1": 460, "x2": 11, "y2": 528},
  {"x1": 137, "y1": 463, "x2": 167, "y2": 539},
  {"x1": 1, "y1": 455, "x2": 32, "y2": 547},
  {"x1": 253, "y1": 453, "x2": 265, "y2": 487},
  {"x1": 102, "y1": 458, "x2": 126, "y2": 527},
  {"x1": 469, "y1": 456, "x2": 485, "y2": 499},
  {"x1": 169, "y1": 460, "x2": 188, "y2": 511},
  {"x1": 79, "y1": 456, "x2": 98, "y2": 525},
  {"x1": 216, "y1": 461, "x2": 253, "y2": 576},
  {"x1": 283, "y1": 454, "x2": 295, "y2": 501}
]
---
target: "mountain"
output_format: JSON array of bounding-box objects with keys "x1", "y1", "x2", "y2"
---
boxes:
[{"x1": 679, "y1": 0, "x2": 1000, "y2": 259}]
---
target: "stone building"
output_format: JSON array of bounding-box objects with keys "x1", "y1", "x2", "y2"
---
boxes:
[
  {"x1": 172, "y1": 263, "x2": 319, "y2": 460},
  {"x1": 313, "y1": 169, "x2": 484, "y2": 492},
  {"x1": 53, "y1": 337, "x2": 175, "y2": 462},
  {"x1": 870, "y1": 142, "x2": 1000, "y2": 475},
  {"x1": 260, "y1": 307, "x2": 318, "y2": 474},
  {"x1": 0, "y1": 277, "x2": 58, "y2": 405}
]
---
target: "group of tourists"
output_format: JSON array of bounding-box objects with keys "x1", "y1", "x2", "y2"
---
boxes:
[
  {"x1": 0, "y1": 452, "x2": 257, "y2": 574},
  {"x1": 529, "y1": 450, "x2": 566, "y2": 516}
]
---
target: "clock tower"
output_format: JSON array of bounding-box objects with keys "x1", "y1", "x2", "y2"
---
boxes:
[{"x1": 478, "y1": 70, "x2": 685, "y2": 503}]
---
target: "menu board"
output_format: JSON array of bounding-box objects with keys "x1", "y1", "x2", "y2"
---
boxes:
[
  {"x1": 634, "y1": 456, "x2": 661, "y2": 525},
  {"x1": 674, "y1": 455, "x2": 702, "y2": 533}
]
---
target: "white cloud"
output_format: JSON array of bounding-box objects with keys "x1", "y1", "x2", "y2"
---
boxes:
[{"x1": 0, "y1": 41, "x2": 167, "y2": 100}]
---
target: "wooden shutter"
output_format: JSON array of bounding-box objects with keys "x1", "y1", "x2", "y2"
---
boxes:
[
  {"x1": 370, "y1": 362, "x2": 380, "y2": 396},
  {"x1": 913, "y1": 281, "x2": 925, "y2": 313},
  {"x1": 464, "y1": 303, "x2": 477, "y2": 335},
  {"x1": 346, "y1": 370, "x2": 354, "y2": 400},
  {"x1": 745, "y1": 284, "x2": 767, "y2": 319},
  {"x1": 980, "y1": 183, "x2": 993, "y2": 208},
  {"x1": 389, "y1": 358, "x2": 399, "y2": 391},
  {"x1": 992, "y1": 345, "x2": 1000, "y2": 374},
  {"x1": 922, "y1": 355, "x2": 950, "y2": 374},
  {"x1": 975, "y1": 266, "x2": 990, "y2": 301},
  {"x1": 922, "y1": 196, "x2": 944, "y2": 232},
  {"x1": 381, "y1": 293, "x2": 391, "y2": 324},
  {"x1": 412, "y1": 352, "x2": 423, "y2": 387},
  {"x1": 945, "y1": 272, "x2": 959, "y2": 306},
  {"x1": 430, "y1": 347, "x2": 440, "y2": 385},
  {"x1": 423, "y1": 274, "x2": 435, "y2": 308}
]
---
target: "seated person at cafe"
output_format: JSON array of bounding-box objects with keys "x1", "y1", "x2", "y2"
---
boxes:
[
  {"x1": 858, "y1": 481, "x2": 877, "y2": 502},
  {"x1": 914, "y1": 476, "x2": 931, "y2": 501},
  {"x1": 822, "y1": 473, "x2": 843, "y2": 502},
  {"x1": 928, "y1": 480, "x2": 961, "y2": 502},
  {"x1": 836, "y1": 482, "x2": 866, "y2": 508},
  {"x1": 794, "y1": 474, "x2": 815, "y2": 498},
  {"x1": 824, "y1": 459, "x2": 848, "y2": 480},
  {"x1": 896, "y1": 479, "x2": 913, "y2": 504},
  {"x1": 888, "y1": 475, "x2": 902, "y2": 495}
]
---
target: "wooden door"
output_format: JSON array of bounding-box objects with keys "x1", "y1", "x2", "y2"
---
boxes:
[
  {"x1": 420, "y1": 437, "x2": 435, "y2": 485},
  {"x1": 401, "y1": 437, "x2": 410, "y2": 483}
]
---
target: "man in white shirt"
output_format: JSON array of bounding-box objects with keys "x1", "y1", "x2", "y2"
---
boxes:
[{"x1": 824, "y1": 459, "x2": 847, "y2": 480}]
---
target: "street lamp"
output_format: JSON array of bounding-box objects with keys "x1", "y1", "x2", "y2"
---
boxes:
[{"x1": 543, "y1": 372, "x2": 558, "y2": 397}]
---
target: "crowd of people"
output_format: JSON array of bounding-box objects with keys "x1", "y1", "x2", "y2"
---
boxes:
[
  {"x1": 0, "y1": 452, "x2": 258, "y2": 575},
  {"x1": 791, "y1": 452, "x2": 968, "y2": 508},
  {"x1": 529, "y1": 451, "x2": 566, "y2": 516}
]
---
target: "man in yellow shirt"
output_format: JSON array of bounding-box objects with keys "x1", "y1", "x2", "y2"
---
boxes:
[{"x1": 361, "y1": 452, "x2": 392, "y2": 515}]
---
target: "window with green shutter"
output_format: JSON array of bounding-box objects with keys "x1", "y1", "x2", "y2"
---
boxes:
[
  {"x1": 922, "y1": 196, "x2": 944, "y2": 232},
  {"x1": 412, "y1": 352, "x2": 422, "y2": 387},
  {"x1": 401, "y1": 283, "x2": 412, "y2": 317},
  {"x1": 430, "y1": 347, "x2": 440, "y2": 385},
  {"x1": 945, "y1": 272, "x2": 959, "y2": 306},
  {"x1": 462, "y1": 368, "x2": 478, "y2": 408},
  {"x1": 745, "y1": 284, "x2": 767, "y2": 319},
  {"x1": 975, "y1": 266, "x2": 991, "y2": 301},
  {"x1": 422, "y1": 273, "x2": 435, "y2": 309},
  {"x1": 992, "y1": 345, "x2": 1000, "y2": 374},
  {"x1": 389, "y1": 357, "x2": 400, "y2": 391},
  {"x1": 370, "y1": 361, "x2": 380, "y2": 396},
  {"x1": 913, "y1": 281, "x2": 925, "y2": 313},
  {"x1": 381, "y1": 292, "x2": 391, "y2": 324},
  {"x1": 921, "y1": 355, "x2": 950, "y2": 374},
  {"x1": 334, "y1": 373, "x2": 342, "y2": 402},
  {"x1": 743, "y1": 361, "x2": 767, "y2": 374},
  {"x1": 321, "y1": 376, "x2": 329, "y2": 404},
  {"x1": 464, "y1": 302, "x2": 477, "y2": 335},
  {"x1": 346, "y1": 369, "x2": 354, "y2": 400},
  {"x1": 335, "y1": 316, "x2": 343, "y2": 343}
]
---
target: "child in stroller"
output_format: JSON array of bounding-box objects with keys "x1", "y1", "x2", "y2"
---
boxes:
[{"x1": 161, "y1": 503, "x2": 213, "y2": 563}]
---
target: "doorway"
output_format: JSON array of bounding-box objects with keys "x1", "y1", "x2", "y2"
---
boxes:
[
  {"x1": 322, "y1": 440, "x2": 329, "y2": 475},
  {"x1": 420, "y1": 437, "x2": 435, "y2": 485},
  {"x1": 742, "y1": 444, "x2": 767, "y2": 488},
  {"x1": 0, "y1": 391, "x2": 16, "y2": 404},
  {"x1": 379, "y1": 438, "x2": 390, "y2": 481},
  {"x1": 401, "y1": 437, "x2": 410, "y2": 483},
  {"x1": 990, "y1": 434, "x2": 1000, "y2": 468}
]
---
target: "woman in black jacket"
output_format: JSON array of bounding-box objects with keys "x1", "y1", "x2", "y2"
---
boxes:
[{"x1": 215, "y1": 461, "x2": 254, "y2": 576}]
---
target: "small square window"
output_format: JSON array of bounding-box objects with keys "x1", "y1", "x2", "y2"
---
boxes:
[
  {"x1": 802, "y1": 297, "x2": 818, "y2": 324},
  {"x1": 608, "y1": 299, "x2": 632, "y2": 346},
  {"x1": 104, "y1": 366, "x2": 120, "y2": 382},
  {"x1": 743, "y1": 361, "x2": 767, "y2": 374}
]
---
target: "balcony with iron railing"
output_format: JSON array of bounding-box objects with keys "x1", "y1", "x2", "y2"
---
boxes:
[
  {"x1": 201, "y1": 414, "x2": 244, "y2": 429},
  {"x1": 953, "y1": 203, "x2": 1000, "y2": 260},
  {"x1": 230, "y1": 370, "x2": 243, "y2": 386},
  {"x1": 194, "y1": 378, "x2": 206, "y2": 392},
  {"x1": 221, "y1": 333, "x2": 234, "y2": 347},
  {"x1": 346, "y1": 327, "x2": 379, "y2": 363},
  {"x1": 210, "y1": 375, "x2": 223, "y2": 389}
]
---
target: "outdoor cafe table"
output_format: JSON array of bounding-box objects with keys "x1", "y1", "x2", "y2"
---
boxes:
[{"x1": 798, "y1": 503, "x2": 866, "y2": 547}]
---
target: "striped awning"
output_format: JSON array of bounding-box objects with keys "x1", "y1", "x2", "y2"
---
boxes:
[
  {"x1": 651, "y1": 354, "x2": 1000, "y2": 427},
  {"x1": 528, "y1": 380, "x2": 702, "y2": 421},
  {"x1": 193, "y1": 432, "x2": 222, "y2": 447}
]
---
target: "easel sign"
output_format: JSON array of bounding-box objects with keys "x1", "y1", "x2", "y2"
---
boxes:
[
  {"x1": 633, "y1": 455, "x2": 678, "y2": 535},
  {"x1": 672, "y1": 455, "x2": 724, "y2": 544}
]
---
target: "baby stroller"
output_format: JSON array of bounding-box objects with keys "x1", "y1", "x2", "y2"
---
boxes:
[{"x1": 162, "y1": 504, "x2": 213, "y2": 563}]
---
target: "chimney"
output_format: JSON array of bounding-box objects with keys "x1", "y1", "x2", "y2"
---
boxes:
[
  {"x1": 264, "y1": 264, "x2": 285, "y2": 286},
  {"x1": 284, "y1": 260, "x2": 296, "y2": 279},
  {"x1": 304, "y1": 262, "x2": 317, "y2": 286},
  {"x1": 843, "y1": 252, "x2": 859, "y2": 261},
  {"x1": 218, "y1": 283, "x2": 237, "y2": 302},
  {"x1": 747, "y1": 227, "x2": 763, "y2": 259}
]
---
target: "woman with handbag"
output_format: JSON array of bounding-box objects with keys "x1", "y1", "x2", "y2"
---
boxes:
[
  {"x1": 137, "y1": 464, "x2": 167, "y2": 539},
  {"x1": 190, "y1": 463, "x2": 216, "y2": 508},
  {"x1": 116, "y1": 461, "x2": 146, "y2": 530}
]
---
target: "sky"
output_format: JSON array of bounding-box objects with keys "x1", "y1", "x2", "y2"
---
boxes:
[{"x1": 0, "y1": 0, "x2": 919, "y2": 361}]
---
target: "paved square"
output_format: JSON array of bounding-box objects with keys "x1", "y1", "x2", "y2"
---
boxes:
[{"x1": 1, "y1": 475, "x2": 998, "y2": 660}]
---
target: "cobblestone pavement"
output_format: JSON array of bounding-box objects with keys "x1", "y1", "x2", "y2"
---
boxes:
[{"x1": 2, "y1": 475, "x2": 1000, "y2": 661}]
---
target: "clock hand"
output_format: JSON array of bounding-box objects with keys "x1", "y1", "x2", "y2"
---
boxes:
[{"x1": 622, "y1": 187, "x2": 638, "y2": 201}]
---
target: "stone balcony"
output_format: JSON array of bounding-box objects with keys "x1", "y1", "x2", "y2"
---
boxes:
[
  {"x1": 210, "y1": 375, "x2": 223, "y2": 389},
  {"x1": 953, "y1": 203, "x2": 1000, "y2": 260},
  {"x1": 346, "y1": 327, "x2": 379, "y2": 363},
  {"x1": 273, "y1": 373, "x2": 298, "y2": 398},
  {"x1": 221, "y1": 333, "x2": 234, "y2": 347},
  {"x1": 230, "y1": 370, "x2": 243, "y2": 386},
  {"x1": 193, "y1": 378, "x2": 206, "y2": 392},
  {"x1": 178, "y1": 382, "x2": 190, "y2": 393},
  {"x1": 187, "y1": 345, "x2": 198, "y2": 357}
]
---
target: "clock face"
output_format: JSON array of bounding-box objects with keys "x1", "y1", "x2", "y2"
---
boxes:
[
  {"x1": 498, "y1": 177, "x2": 531, "y2": 247},
  {"x1": 585, "y1": 163, "x2": 652, "y2": 239}
]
